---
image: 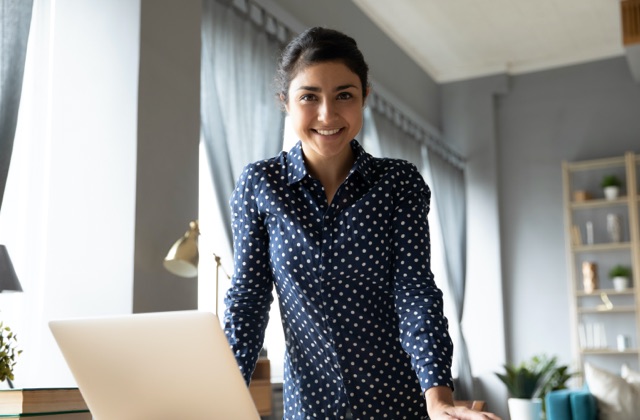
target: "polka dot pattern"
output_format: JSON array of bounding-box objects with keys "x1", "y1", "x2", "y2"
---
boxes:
[{"x1": 224, "y1": 140, "x2": 453, "y2": 419}]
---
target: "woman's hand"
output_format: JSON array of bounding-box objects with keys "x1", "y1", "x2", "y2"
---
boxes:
[{"x1": 425, "y1": 386, "x2": 502, "y2": 420}]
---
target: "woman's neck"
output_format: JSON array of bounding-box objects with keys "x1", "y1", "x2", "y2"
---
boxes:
[{"x1": 304, "y1": 150, "x2": 355, "y2": 205}]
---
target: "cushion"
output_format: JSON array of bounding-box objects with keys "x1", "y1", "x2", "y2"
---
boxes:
[
  {"x1": 584, "y1": 362, "x2": 640, "y2": 420},
  {"x1": 621, "y1": 364, "x2": 640, "y2": 384}
]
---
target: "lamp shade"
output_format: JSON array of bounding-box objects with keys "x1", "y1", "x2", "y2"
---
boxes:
[
  {"x1": 0, "y1": 245, "x2": 22, "y2": 292},
  {"x1": 163, "y1": 220, "x2": 199, "y2": 278}
]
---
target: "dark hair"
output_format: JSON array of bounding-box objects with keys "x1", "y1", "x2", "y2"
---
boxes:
[{"x1": 276, "y1": 27, "x2": 370, "y2": 103}]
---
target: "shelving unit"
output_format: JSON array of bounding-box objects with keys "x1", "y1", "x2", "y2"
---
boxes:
[{"x1": 562, "y1": 152, "x2": 640, "y2": 374}]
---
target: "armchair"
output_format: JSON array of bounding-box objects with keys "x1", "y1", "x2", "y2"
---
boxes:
[{"x1": 545, "y1": 388, "x2": 597, "y2": 420}]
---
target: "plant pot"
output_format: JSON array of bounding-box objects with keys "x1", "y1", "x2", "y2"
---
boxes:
[
  {"x1": 604, "y1": 186, "x2": 620, "y2": 200},
  {"x1": 613, "y1": 276, "x2": 629, "y2": 291},
  {"x1": 507, "y1": 398, "x2": 543, "y2": 420}
]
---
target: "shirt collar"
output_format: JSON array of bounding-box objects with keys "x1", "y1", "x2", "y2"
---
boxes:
[
  {"x1": 286, "y1": 141, "x2": 308, "y2": 185},
  {"x1": 286, "y1": 139, "x2": 374, "y2": 186}
]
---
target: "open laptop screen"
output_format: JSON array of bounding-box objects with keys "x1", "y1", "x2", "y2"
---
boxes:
[{"x1": 50, "y1": 311, "x2": 260, "y2": 420}]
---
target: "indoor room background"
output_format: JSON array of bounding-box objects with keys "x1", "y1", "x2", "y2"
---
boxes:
[{"x1": 1, "y1": 1, "x2": 639, "y2": 418}]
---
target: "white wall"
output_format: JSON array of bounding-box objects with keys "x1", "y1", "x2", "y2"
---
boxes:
[{"x1": 0, "y1": 0, "x2": 140, "y2": 387}]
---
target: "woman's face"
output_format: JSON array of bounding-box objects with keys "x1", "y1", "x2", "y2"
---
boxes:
[{"x1": 285, "y1": 61, "x2": 367, "y2": 167}]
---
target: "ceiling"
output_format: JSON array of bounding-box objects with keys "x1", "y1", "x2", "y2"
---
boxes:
[{"x1": 352, "y1": 0, "x2": 626, "y2": 83}]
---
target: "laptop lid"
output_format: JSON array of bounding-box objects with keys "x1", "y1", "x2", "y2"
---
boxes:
[{"x1": 49, "y1": 311, "x2": 260, "y2": 420}]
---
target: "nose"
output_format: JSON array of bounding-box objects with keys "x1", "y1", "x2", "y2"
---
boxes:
[{"x1": 318, "y1": 99, "x2": 336, "y2": 122}]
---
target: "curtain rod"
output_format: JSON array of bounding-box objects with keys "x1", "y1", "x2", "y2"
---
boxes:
[{"x1": 368, "y1": 88, "x2": 465, "y2": 170}]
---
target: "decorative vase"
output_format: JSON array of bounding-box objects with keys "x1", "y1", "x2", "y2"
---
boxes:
[
  {"x1": 507, "y1": 398, "x2": 543, "y2": 420},
  {"x1": 606, "y1": 214, "x2": 622, "y2": 243},
  {"x1": 604, "y1": 186, "x2": 619, "y2": 200},
  {"x1": 613, "y1": 276, "x2": 629, "y2": 291},
  {"x1": 582, "y1": 262, "x2": 597, "y2": 293}
]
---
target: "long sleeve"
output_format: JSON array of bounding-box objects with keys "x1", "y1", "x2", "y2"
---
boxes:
[
  {"x1": 223, "y1": 162, "x2": 274, "y2": 384},
  {"x1": 391, "y1": 163, "x2": 454, "y2": 392}
]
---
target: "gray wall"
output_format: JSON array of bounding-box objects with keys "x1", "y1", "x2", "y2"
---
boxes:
[
  {"x1": 441, "y1": 75, "x2": 510, "y2": 416},
  {"x1": 442, "y1": 57, "x2": 640, "y2": 416},
  {"x1": 497, "y1": 57, "x2": 640, "y2": 361},
  {"x1": 133, "y1": 0, "x2": 201, "y2": 312}
]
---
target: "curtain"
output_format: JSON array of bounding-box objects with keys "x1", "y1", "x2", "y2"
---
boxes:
[
  {"x1": 201, "y1": 0, "x2": 285, "y2": 250},
  {"x1": 366, "y1": 105, "x2": 422, "y2": 165},
  {"x1": 427, "y1": 150, "x2": 473, "y2": 400},
  {"x1": 0, "y1": 0, "x2": 34, "y2": 212}
]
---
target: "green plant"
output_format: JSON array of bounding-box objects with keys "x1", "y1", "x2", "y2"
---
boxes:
[
  {"x1": 0, "y1": 322, "x2": 22, "y2": 384},
  {"x1": 495, "y1": 354, "x2": 573, "y2": 400},
  {"x1": 609, "y1": 265, "x2": 631, "y2": 279},
  {"x1": 601, "y1": 175, "x2": 622, "y2": 188}
]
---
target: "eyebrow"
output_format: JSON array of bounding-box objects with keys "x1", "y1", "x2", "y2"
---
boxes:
[{"x1": 296, "y1": 84, "x2": 358, "y2": 92}]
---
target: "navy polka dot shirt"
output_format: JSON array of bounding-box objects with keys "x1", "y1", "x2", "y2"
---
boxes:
[{"x1": 224, "y1": 140, "x2": 453, "y2": 419}]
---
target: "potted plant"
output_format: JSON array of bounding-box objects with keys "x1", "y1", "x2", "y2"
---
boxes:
[
  {"x1": 496, "y1": 354, "x2": 573, "y2": 420},
  {"x1": 609, "y1": 265, "x2": 631, "y2": 291},
  {"x1": 601, "y1": 175, "x2": 622, "y2": 200},
  {"x1": 0, "y1": 321, "x2": 21, "y2": 389}
]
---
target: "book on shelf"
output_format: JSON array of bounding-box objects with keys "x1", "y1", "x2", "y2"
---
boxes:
[
  {"x1": 1, "y1": 411, "x2": 91, "y2": 419},
  {"x1": 0, "y1": 388, "x2": 88, "y2": 416}
]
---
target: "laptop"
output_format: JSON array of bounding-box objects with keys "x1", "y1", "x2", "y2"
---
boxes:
[{"x1": 49, "y1": 311, "x2": 260, "y2": 420}]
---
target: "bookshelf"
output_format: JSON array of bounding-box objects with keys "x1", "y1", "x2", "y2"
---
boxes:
[{"x1": 562, "y1": 152, "x2": 640, "y2": 374}]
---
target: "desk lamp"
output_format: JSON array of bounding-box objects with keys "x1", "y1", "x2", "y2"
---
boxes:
[
  {"x1": 163, "y1": 221, "x2": 229, "y2": 315},
  {"x1": 0, "y1": 245, "x2": 22, "y2": 293}
]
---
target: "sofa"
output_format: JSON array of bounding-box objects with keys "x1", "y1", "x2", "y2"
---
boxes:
[{"x1": 546, "y1": 362, "x2": 640, "y2": 420}]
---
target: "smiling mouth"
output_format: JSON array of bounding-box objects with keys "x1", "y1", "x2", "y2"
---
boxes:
[{"x1": 314, "y1": 128, "x2": 342, "y2": 136}]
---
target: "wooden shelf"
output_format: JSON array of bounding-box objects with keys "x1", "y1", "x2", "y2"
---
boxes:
[
  {"x1": 581, "y1": 348, "x2": 639, "y2": 355},
  {"x1": 571, "y1": 197, "x2": 629, "y2": 209},
  {"x1": 577, "y1": 306, "x2": 636, "y2": 314},
  {"x1": 576, "y1": 289, "x2": 635, "y2": 297},
  {"x1": 572, "y1": 242, "x2": 632, "y2": 252}
]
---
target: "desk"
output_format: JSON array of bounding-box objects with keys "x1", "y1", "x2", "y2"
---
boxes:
[{"x1": 249, "y1": 358, "x2": 272, "y2": 416}]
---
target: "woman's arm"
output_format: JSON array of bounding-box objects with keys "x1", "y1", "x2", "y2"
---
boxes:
[
  {"x1": 391, "y1": 163, "x2": 454, "y2": 392},
  {"x1": 223, "y1": 163, "x2": 274, "y2": 384}
]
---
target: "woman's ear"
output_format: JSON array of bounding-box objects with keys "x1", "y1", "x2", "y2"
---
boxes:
[
  {"x1": 363, "y1": 86, "x2": 371, "y2": 107},
  {"x1": 279, "y1": 93, "x2": 289, "y2": 113}
]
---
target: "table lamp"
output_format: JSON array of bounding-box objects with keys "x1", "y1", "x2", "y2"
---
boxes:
[
  {"x1": 0, "y1": 245, "x2": 22, "y2": 293},
  {"x1": 163, "y1": 220, "x2": 228, "y2": 315},
  {"x1": 164, "y1": 220, "x2": 200, "y2": 278}
]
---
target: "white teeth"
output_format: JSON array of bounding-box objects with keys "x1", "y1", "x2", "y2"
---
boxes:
[{"x1": 316, "y1": 128, "x2": 340, "y2": 136}]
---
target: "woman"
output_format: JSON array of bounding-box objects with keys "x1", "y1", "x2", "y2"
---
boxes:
[{"x1": 224, "y1": 27, "x2": 500, "y2": 420}]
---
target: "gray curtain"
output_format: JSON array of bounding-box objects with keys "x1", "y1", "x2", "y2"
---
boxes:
[
  {"x1": 427, "y1": 150, "x2": 473, "y2": 400},
  {"x1": 0, "y1": 0, "x2": 34, "y2": 211},
  {"x1": 201, "y1": 0, "x2": 285, "y2": 250},
  {"x1": 367, "y1": 105, "x2": 422, "y2": 164}
]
